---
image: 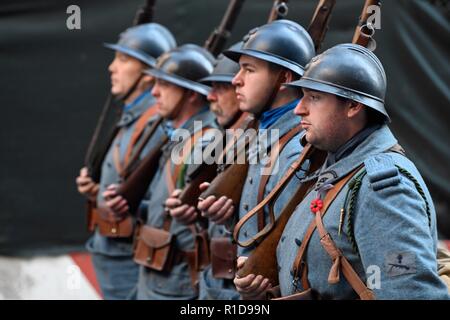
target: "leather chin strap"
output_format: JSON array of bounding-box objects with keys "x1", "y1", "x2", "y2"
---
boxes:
[{"x1": 116, "y1": 73, "x2": 144, "y2": 102}]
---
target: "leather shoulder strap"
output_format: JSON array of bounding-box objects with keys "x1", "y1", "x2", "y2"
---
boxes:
[
  {"x1": 256, "y1": 125, "x2": 303, "y2": 231},
  {"x1": 123, "y1": 105, "x2": 159, "y2": 167},
  {"x1": 233, "y1": 143, "x2": 317, "y2": 247},
  {"x1": 164, "y1": 127, "x2": 212, "y2": 194},
  {"x1": 291, "y1": 165, "x2": 368, "y2": 295}
]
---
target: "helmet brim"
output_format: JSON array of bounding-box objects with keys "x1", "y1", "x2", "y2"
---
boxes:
[
  {"x1": 199, "y1": 74, "x2": 235, "y2": 85},
  {"x1": 223, "y1": 48, "x2": 305, "y2": 76},
  {"x1": 286, "y1": 77, "x2": 390, "y2": 122},
  {"x1": 104, "y1": 43, "x2": 157, "y2": 67},
  {"x1": 145, "y1": 68, "x2": 211, "y2": 96}
]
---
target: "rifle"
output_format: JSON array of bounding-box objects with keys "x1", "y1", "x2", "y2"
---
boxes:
[
  {"x1": 84, "y1": 0, "x2": 158, "y2": 183},
  {"x1": 236, "y1": 0, "x2": 382, "y2": 286},
  {"x1": 352, "y1": 0, "x2": 381, "y2": 49},
  {"x1": 180, "y1": 114, "x2": 255, "y2": 207},
  {"x1": 133, "y1": 0, "x2": 157, "y2": 26},
  {"x1": 235, "y1": 144, "x2": 326, "y2": 285},
  {"x1": 197, "y1": 115, "x2": 257, "y2": 207},
  {"x1": 267, "y1": 0, "x2": 289, "y2": 23},
  {"x1": 307, "y1": 0, "x2": 336, "y2": 52},
  {"x1": 204, "y1": 0, "x2": 246, "y2": 56}
]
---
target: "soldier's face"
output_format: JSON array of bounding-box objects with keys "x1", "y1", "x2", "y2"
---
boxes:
[
  {"x1": 232, "y1": 55, "x2": 281, "y2": 115},
  {"x1": 108, "y1": 52, "x2": 144, "y2": 96},
  {"x1": 207, "y1": 82, "x2": 240, "y2": 128},
  {"x1": 152, "y1": 79, "x2": 185, "y2": 120},
  {"x1": 294, "y1": 89, "x2": 350, "y2": 152}
]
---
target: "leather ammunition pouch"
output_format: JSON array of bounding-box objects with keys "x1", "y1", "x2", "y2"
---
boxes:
[
  {"x1": 97, "y1": 206, "x2": 134, "y2": 238},
  {"x1": 134, "y1": 224, "x2": 176, "y2": 272},
  {"x1": 210, "y1": 237, "x2": 237, "y2": 280},
  {"x1": 87, "y1": 202, "x2": 134, "y2": 238},
  {"x1": 194, "y1": 228, "x2": 211, "y2": 272}
]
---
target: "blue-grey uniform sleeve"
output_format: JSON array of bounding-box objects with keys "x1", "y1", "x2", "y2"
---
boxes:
[{"x1": 353, "y1": 171, "x2": 450, "y2": 299}]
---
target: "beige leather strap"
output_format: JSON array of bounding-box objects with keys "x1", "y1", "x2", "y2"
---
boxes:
[
  {"x1": 112, "y1": 107, "x2": 159, "y2": 175},
  {"x1": 315, "y1": 206, "x2": 375, "y2": 300},
  {"x1": 121, "y1": 115, "x2": 164, "y2": 179},
  {"x1": 123, "y1": 105, "x2": 159, "y2": 167}
]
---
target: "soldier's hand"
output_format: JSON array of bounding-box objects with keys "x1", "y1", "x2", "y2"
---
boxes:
[
  {"x1": 234, "y1": 256, "x2": 271, "y2": 300},
  {"x1": 103, "y1": 184, "x2": 129, "y2": 217},
  {"x1": 76, "y1": 167, "x2": 99, "y2": 201},
  {"x1": 197, "y1": 182, "x2": 234, "y2": 225},
  {"x1": 166, "y1": 189, "x2": 198, "y2": 224}
]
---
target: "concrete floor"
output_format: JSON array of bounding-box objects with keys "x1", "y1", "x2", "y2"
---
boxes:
[{"x1": 0, "y1": 253, "x2": 101, "y2": 300}]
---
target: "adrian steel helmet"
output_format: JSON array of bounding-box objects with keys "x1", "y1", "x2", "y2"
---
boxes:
[
  {"x1": 145, "y1": 44, "x2": 214, "y2": 96},
  {"x1": 104, "y1": 23, "x2": 176, "y2": 67},
  {"x1": 199, "y1": 42, "x2": 241, "y2": 85},
  {"x1": 223, "y1": 20, "x2": 315, "y2": 76},
  {"x1": 287, "y1": 43, "x2": 389, "y2": 120}
]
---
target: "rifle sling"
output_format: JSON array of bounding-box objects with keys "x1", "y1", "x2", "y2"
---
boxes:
[
  {"x1": 256, "y1": 125, "x2": 303, "y2": 231},
  {"x1": 233, "y1": 143, "x2": 316, "y2": 247}
]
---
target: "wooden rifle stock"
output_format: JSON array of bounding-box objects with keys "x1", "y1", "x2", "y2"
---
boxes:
[
  {"x1": 352, "y1": 0, "x2": 381, "y2": 47},
  {"x1": 236, "y1": 144, "x2": 327, "y2": 286},
  {"x1": 198, "y1": 116, "x2": 257, "y2": 207},
  {"x1": 178, "y1": 114, "x2": 253, "y2": 208},
  {"x1": 178, "y1": 164, "x2": 219, "y2": 207},
  {"x1": 204, "y1": 0, "x2": 246, "y2": 56},
  {"x1": 307, "y1": 0, "x2": 336, "y2": 52},
  {"x1": 267, "y1": 0, "x2": 289, "y2": 23}
]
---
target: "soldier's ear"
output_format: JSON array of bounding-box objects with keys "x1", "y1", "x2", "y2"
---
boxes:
[
  {"x1": 186, "y1": 90, "x2": 202, "y2": 104},
  {"x1": 347, "y1": 101, "x2": 365, "y2": 119},
  {"x1": 142, "y1": 74, "x2": 154, "y2": 86},
  {"x1": 282, "y1": 70, "x2": 295, "y2": 84}
]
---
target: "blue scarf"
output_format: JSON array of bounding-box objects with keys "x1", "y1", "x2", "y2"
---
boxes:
[
  {"x1": 259, "y1": 99, "x2": 299, "y2": 129},
  {"x1": 123, "y1": 90, "x2": 151, "y2": 112}
]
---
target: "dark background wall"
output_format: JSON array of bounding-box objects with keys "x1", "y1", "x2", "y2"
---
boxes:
[{"x1": 0, "y1": 0, "x2": 449, "y2": 255}]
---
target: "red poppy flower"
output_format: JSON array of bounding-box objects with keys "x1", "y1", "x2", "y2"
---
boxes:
[{"x1": 310, "y1": 198, "x2": 323, "y2": 213}]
